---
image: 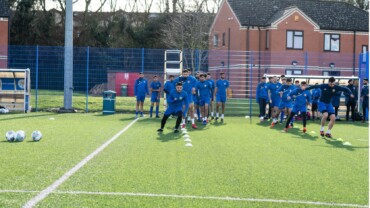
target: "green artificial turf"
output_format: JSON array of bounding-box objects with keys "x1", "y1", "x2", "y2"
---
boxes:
[{"x1": 0, "y1": 114, "x2": 368, "y2": 207}]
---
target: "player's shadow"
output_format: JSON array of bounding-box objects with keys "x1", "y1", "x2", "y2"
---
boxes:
[
  {"x1": 156, "y1": 131, "x2": 182, "y2": 142},
  {"x1": 317, "y1": 137, "x2": 369, "y2": 151},
  {"x1": 264, "y1": 120, "x2": 317, "y2": 141},
  {"x1": 210, "y1": 120, "x2": 227, "y2": 127}
]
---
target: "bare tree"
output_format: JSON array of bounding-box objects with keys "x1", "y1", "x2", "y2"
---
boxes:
[{"x1": 161, "y1": 11, "x2": 214, "y2": 70}]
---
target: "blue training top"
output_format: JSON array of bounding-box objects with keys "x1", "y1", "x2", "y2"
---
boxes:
[
  {"x1": 167, "y1": 89, "x2": 189, "y2": 110},
  {"x1": 216, "y1": 79, "x2": 230, "y2": 97},
  {"x1": 196, "y1": 80, "x2": 212, "y2": 98},
  {"x1": 267, "y1": 82, "x2": 282, "y2": 99},
  {"x1": 256, "y1": 82, "x2": 268, "y2": 100},
  {"x1": 174, "y1": 76, "x2": 197, "y2": 95},
  {"x1": 311, "y1": 88, "x2": 321, "y2": 104},
  {"x1": 288, "y1": 88, "x2": 311, "y2": 106},
  {"x1": 361, "y1": 85, "x2": 369, "y2": 104},
  {"x1": 150, "y1": 81, "x2": 162, "y2": 96},
  {"x1": 207, "y1": 79, "x2": 215, "y2": 97},
  {"x1": 306, "y1": 84, "x2": 352, "y2": 104},
  {"x1": 277, "y1": 84, "x2": 296, "y2": 103},
  {"x1": 164, "y1": 80, "x2": 175, "y2": 95},
  {"x1": 134, "y1": 78, "x2": 149, "y2": 96},
  {"x1": 331, "y1": 91, "x2": 342, "y2": 107}
]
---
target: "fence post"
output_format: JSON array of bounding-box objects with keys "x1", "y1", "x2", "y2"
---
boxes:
[
  {"x1": 141, "y1": 48, "x2": 145, "y2": 73},
  {"x1": 86, "y1": 47, "x2": 90, "y2": 113},
  {"x1": 304, "y1": 51, "x2": 308, "y2": 75},
  {"x1": 195, "y1": 49, "x2": 199, "y2": 72},
  {"x1": 367, "y1": 52, "x2": 369, "y2": 79},
  {"x1": 249, "y1": 51, "x2": 253, "y2": 120},
  {"x1": 35, "y1": 45, "x2": 39, "y2": 112}
]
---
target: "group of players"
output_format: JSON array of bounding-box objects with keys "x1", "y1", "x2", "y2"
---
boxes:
[
  {"x1": 256, "y1": 75, "x2": 369, "y2": 138},
  {"x1": 133, "y1": 69, "x2": 230, "y2": 133}
]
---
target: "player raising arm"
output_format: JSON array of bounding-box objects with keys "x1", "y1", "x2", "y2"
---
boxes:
[{"x1": 306, "y1": 77, "x2": 354, "y2": 138}]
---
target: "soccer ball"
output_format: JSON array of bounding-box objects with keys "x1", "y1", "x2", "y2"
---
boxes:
[
  {"x1": 31, "y1": 130, "x2": 42, "y2": 142},
  {"x1": 14, "y1": 130, "x2": 26, "y2": 142},
  {"x1": 5, "y1": 130, "x2": 15, "y2": 142}
]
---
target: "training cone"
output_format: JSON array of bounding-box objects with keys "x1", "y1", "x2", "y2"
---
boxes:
[
  {"x1": 336, "y1": 138, "x2": 344, "y2": 142},
  {"x1": 185, "y1": 143, "x2": 193, "y2": 147},
  {"x1": 310, "y1": 131, "x2": 316, "y2": 134},
  {"x1": 184, "y1": 138, "x2": 192, "y2": 142},
  {"x1": 343, "y1": 142, "x2": 352, "y2": 146},
  {"x1": 183, "y1": 135, "x2": 190, "y2": 139},
  {"x1": 49, "y1": 118, "x2": 55, "y2": 120}
]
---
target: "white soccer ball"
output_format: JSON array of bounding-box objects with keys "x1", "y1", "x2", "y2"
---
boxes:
[
  {"x1": 5, "y1": 130, "x2": 15, "y2": 142},
  {"x1": 14, "y1": 130, "x2": 26, "y2": 142},
  {"x1": 31, "y1": 130, "x2": 42, "y2": 142}
]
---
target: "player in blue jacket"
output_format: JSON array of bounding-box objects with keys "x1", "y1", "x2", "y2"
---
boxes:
[
  {"x1": 268, "y1": 76, "x2": 282, "y2": 127},
  {"x1": 193, "y1": 72, "x2": 201, "y2": 121},
  {"x1": 344, "y1": 79, "x2": 358, "y2": 121},
  {"x1": 206, "y1": 72, "x2": 216, "y2": 119},
  {"x1": 214, "y1": 72, "x2": 230, "y2": 122},
  {"x1": 275, "y1": 78, "x2": 296, "y2": 127},
  {"x1": 196, "y1": 73, "x2": 213, "y2": 125},
  {"x1": 174, "y1": 69, "x2": 198, "y2": 129},
  {"x1": 306, "y1": 77, "x2": 353, "y2": 138},
  {"x1": 163, "y1": 75, "x2": 175, "y2": 104},
  {"x1": 149, "y1": 75, "x2": 162, "y2": 118},
  {"x1": 311, "y1": 84, "x2": 321, "y2": 121},
  {"x1": 361, "y1": 79, "x2": 369, "y2": 122},
  {"x1": 283, "y1": 81, "x2": 311, "y2": 133},
  {"x1": 134, "y1": 72, "x2": 149, "y2": 118},
  {"x1": 157, "y1": 82, "x2": 189, "y2": 133},
  {"x1": 256, "y1": 77, "x2": 268, "y2": 122}
]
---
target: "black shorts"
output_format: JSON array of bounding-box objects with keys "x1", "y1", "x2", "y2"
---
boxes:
[{"x1": 312, "y1": 103, "x2": 318, "y2": 111}]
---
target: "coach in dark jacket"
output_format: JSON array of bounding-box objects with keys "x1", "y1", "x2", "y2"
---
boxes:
[{"x1": 344, "y1": 79, "x2": 358, "y2": 121}]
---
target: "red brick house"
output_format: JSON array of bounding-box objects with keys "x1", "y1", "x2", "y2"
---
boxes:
[
  {"x1": 208, "y1": 0, "x2": 369, "y2": 97},
  {"x1": 0, "y1": 0, "x2": 9, "y2": 68}
]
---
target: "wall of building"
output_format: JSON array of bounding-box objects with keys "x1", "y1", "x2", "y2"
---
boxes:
[{"x1": 0, "y1": 17, "x2": 8, "y2": 68}]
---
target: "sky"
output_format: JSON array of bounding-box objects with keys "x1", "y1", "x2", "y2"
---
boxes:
[{"x1": 45, "y1": 0, "x2": 220, "y2": 13}]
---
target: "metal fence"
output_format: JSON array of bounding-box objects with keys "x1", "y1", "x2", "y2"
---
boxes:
[{"x1": 1, "y1": 45, "x2": 368, "y2": 115}]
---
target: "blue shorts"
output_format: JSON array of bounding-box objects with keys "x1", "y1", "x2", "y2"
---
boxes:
[
  {"x1": 318, "y1": 102, "x2": 335, "y2": 114},
  {"x1": 164, "y1": 107, "x2": 182, "y2": 116},
  {"x1": 151, "y1": 94, "x2": 160, "y2": 103},
  {"x1": 136, "y1": 94, "x2": 146, "y2": 102},
  {"x1": 193, "y1": 95, "x2": 199, "y2": 105},
  {"x1": 292, "y1": 105, "x2": 307, "y2": 114},
  {"x1": 199, "y1": 97, "x2": 210, "y2": 106},
  {"x1": 279, "y1": 101, "x2": 292, "y2": 109},
  {"x1": 216, "y1": 95, "x2": 227, "y2": 103},
  {"x1": 271, "y1": 96, "x2": 281, "y2": 108}
]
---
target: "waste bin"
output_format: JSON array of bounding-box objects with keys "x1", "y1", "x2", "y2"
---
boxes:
[
  {"x1": 121, "y1": 84, "x2": 128, "y2": 97},
  {"x1": 103, "y1": 90, "x2": 116, "y2": 115}
]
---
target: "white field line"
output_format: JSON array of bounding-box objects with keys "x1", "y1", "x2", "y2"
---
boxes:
[
  {"x1": 22, "y1": 118, "x2": 139, "y2": 208},
  {"x1": 0, "y1": 189, "x2": 366, "y2": 208}
]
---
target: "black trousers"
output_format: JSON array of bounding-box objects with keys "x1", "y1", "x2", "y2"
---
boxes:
[
  {"x1": 334, "y1": 106, "x2": 339, "y2": 117},
  {"x1": 363, "y1": 102, "x2": 369, "y2": 120},
  {"x1": 346, "y1": 101, "x2": 356, "y2": 121},
  {"x1": 258, "y1": 98, "x2": 267, "y2": 117}
]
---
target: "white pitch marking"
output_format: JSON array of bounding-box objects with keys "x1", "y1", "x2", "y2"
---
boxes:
[
  {"x1": 1, "y1": 189, "x2": 367, "y2": 207},
  {"x1": 22, "y1": 118, "x2": 139, "y2": 208}
]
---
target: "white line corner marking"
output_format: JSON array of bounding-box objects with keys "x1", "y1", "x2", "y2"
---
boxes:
[{"x1": 22, "y1": 118, "x2": 139, "y2": 208}]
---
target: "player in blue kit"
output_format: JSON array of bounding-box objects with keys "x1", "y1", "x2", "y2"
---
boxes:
[
  {"x1": 157, "y1": 82, "x2": 189, "y2": 133},
  {"x1": 276, "y1": 78, "x2": 296, "y2": 127},
  {"x1": 331, "y1": 82, "x2": 342, "y2": 120},
  {"x1": 268, "y1": 76, "x2": 282, "y2": 127},
  {"x1": 149, "y1": 75, "x2": 162, "y2": 118},
  {"x1": 311, "y1": 83, "x2": 321, "y2": 121},
  {"x1": 256, "y1": 77, "x2": 268, "y2": 122},
  {"x1": 361, "y1": 79, "x2": 369, "y2": 122},
  {"x1": 134, "y1": 72, "x2": 149, "y2": 118},
  {"x1": 163, "y1": 75, "x2": 175, "y2": 104},
  {"x1": 193, "y1": 71, "x2": 201, "y2": 121},
  {"x1": 206, "y1": 72, "x2": 215, "y2": 119},
  {"x1": 196, "y1": 74, "x2": 213, "y2": 125},
  {"x1": 306, "y1": 77, "x2": 354, "y2": 138},
  {"x1": 214, "y1": 72, "x2": 230, "y2": 122},
  {"x1": 282, "y1": 81, "x2": 311, "y2": 133},
  {"x1": 174, "y1": 69, "x2": 198, "y2": 129}
]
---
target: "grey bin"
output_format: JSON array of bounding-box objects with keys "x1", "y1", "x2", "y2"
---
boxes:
[
  {"x1": 103, "y1": 90, "x2": 116, "y2": 115},
  {"x1": 121, "y1": 84, "x2": 128, "y2": 97}
]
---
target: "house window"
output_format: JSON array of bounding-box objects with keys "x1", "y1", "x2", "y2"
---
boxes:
[
  {"x1": 213, "y1": 34, "x2": 218, "y2": 47},
  {"x1": 362, "y1": 45, "x2": 368, "y2": 63},
  {"x1": 287, "y1": 30, "x2": 303, "y2": 50},
  {"x1": 323, "y1": 71, "x2": 341, "y2": 76},
  {"x1": 222, "y1": 33, "x2": 226, "y2": 46},
  {"x1": 324, "y1": 34, "x2": 340, "y2": 52},
  {"x1": 266, "y1": 30, "x2": 270, "y2": 49},
  {"x1": 286, "y1": 69, "x2": 302, "y2": 75}
]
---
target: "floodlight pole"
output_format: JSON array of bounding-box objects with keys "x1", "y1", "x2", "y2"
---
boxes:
[{"x1": 64, "y1": 0, "x2": 73, "y2": 110}]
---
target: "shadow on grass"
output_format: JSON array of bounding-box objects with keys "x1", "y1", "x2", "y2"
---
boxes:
[
  {"x1": 314, "y1": 137, "x2": 369, "y2": 151},
  {"x1": 156, "y1": 130, "x2": 182, "y2": 142},
  {"x1": 0, "y1": 113, "x2": 56, "y2": 121}
]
